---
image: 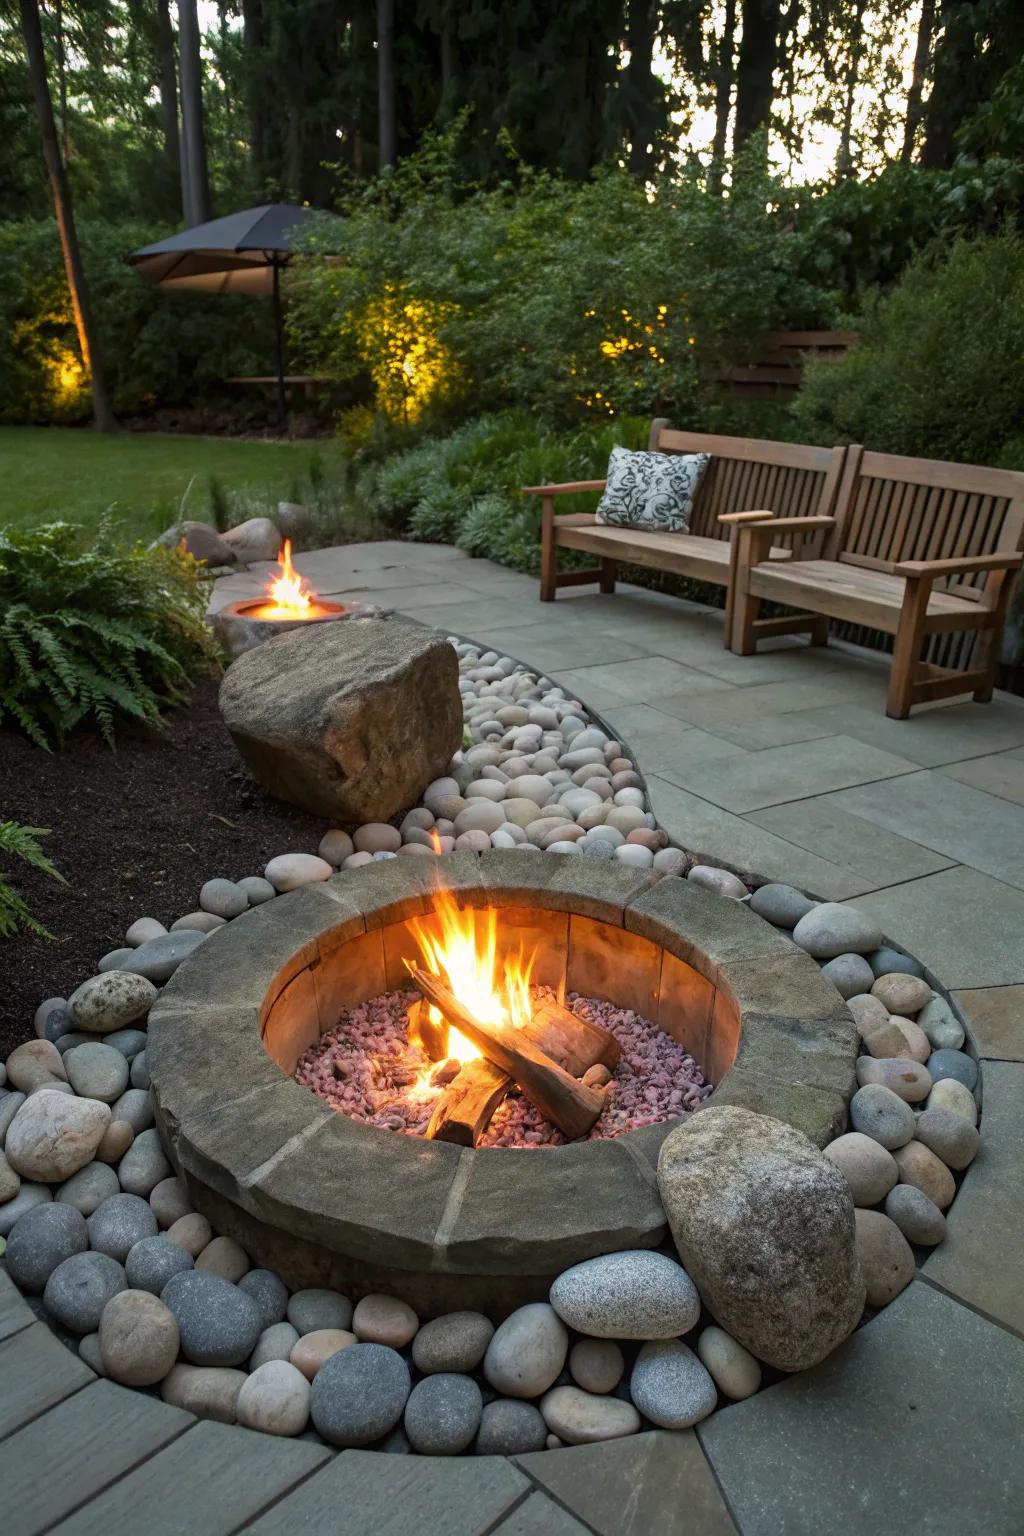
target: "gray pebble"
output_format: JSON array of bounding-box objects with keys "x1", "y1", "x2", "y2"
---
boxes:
[
  {"x1": 412, "y1": 1312, "x2": 494, "y2": 1375},
  {"x1": 161, "y1": 1270, "x2": 264, "y2": 1367},
  {"x1": 868, "y1": 946, "x2": 925, "y2": 980},
  {"x1": 238, "y1": 876, "x2": 276, "y2": 906},
  {"x1": 117, "y1": 1127, "x2": 169, "y2": 1194},
  {"x1": 44, "y1": 1251, "x2": 128, "y2": 1332},
  {"x1": 251, "y1": 1321, "x2": 301, "y2": 1369},
  {"x1": 0, "y1": 1179, "x2": 51, "y2": 1235},
  {"x1": 125, "y1": 1234, "x2": 195, "y2": 1293},
  {"x1": 37, "y1": 1003, "x2": 74, "y2": 1045},
  {"x1": 748, "y1": 883, "x2": 816, "y2": 928},
  {"x1": 915, "y1": 1106, "x2": 981, "y2": 1170},
  {"x1": 34, "y1": 998, "x2": 69, "y2": 1041},
  {"x1": 102, "y1": 1030, "x2": 148, "y2": 1062},
  {"x1": 6, "y1": 1202, "x2": 88, "y2": 1292},
  {"x1": 79, "y1": 1332, "x2": 106, "y2": 1375},
  {"x1": 287, "y1": 1288, "x2": 353, "y2": 1335},
  {"x1": 110, "y1": 1088, "x2": 154, "y2": 1134},
  {"x1": 57, "y1": 1161, "x2": 120, "y2": 1215},
  {"x1": 125, "y1": 917, "x2": 168, "y2": 947},
  {"x1": 239, "y1": 1268, "x2": 291, "y2": 1329},
  {"x1": 170, "y1": 912, "x2": 227, "y2": 934},
  {"x1": 87, "y1": 1192, "x2": 158, "y2": 1262},
  {"x1": 475, "y1": 1398, "x2": 547, "y2": 1455},
  {"x1": 404, "y1": 1372, "x2": 482, "y2": 1456},
  {"x1": 64, "y1": 1043, "x2": 129, "y2": 1103},
  {"x1": 918, "y1": 996, "x2": 966, "y2": 1052},
  {"x1": 0, "y1": 1090, "x2": 27, "y2": 1142},
  {"x1": 884, "y1": 1184, "x2": 947, "y2": 1246},
  {"x1": 119, "y1": 931, "x2": 206, "y2": 985},
  {"x1": 926, "y1": 1049, "x2": 978, "y2": 1091},
  {"x1": 55, "y1": 1034, "x2": 91, "y2": 1056},
  {"x1": 849, "y1": 1084, "x2": 916, "y2": 1149},
  {"x1": 130, "y1": 1053, "x2": 151, "y2": 1090},
  {"x1": 199, "y1": 878, "x2": 248, "y2": 919},
  {"x1": 378, "y1": 1426, "x2": 412, "y2": 1454},
  {"x1": 99, "y1": 948, "x2": 135, "y2": 973},
  {"x1": 310, "y1": 1342, "x2": 410, "y2": 1448},
  {"x1": 629, "y1": 1339, "x2": 717, "y2": 1428},
  {"x1": 821, "y1": 953, "x2": 876, "y2": 999}
]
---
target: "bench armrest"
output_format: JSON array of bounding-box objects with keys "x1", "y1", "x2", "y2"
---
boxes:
[
  {"x1": 895, "y1": 552, "x2": 1024, "y2": 577},
  {"x1": 522, "y1": 480, "x2": 607, "y2": 496},
  {"x1": 718, "y1": 510, "x2": 776, "y2": 525}
]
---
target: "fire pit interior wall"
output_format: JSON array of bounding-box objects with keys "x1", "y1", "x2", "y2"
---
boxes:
[{"x1": 148, "y1": 853, "x2": 857, "y2": 1316}]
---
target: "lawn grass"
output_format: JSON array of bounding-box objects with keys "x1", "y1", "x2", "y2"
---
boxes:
[{"x1": 0, "y1": 426, "x2": 348, "y2": 540}]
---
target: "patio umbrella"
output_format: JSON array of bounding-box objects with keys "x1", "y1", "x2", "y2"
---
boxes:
[{"x1": 128, "y1": 203, "x2": 342, "y2": 428}]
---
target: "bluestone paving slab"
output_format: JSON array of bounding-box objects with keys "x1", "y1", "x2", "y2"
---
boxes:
[
  {"x1": 652, "y1": 698, "x2": 838, "y2": 751},
  {"x1": 0, "y1": 1324, "x2": 93, "y2": 1441},
  {"x1": 518, "y1": 1432, "x2": 736, "y2": 1536},
  {"x1": 952, "y1": 984, "x2": 1024, "y2": 1060},
  {"x1": 0, "y1": 1269, "x2": 34, "y2": 1343},
  {"x1": 552, "y1": 655, "x2": 740, "y2": 705},
  {"x1": 477, "y1": 629, "x2": 656, "y2": 672},
  {"x1": 846, "y1": 867, "x2": 1024, "y2": 988},
  {"x1": 645, "y1": 777, "x2": 875, "y2": 898},
  {"x1": 748, "y1": 798, "x2": 957, "y2": 888},
  {"x1": 600, "y1": 705, "x2": 748, "y2": 772},
  {"x1": 400, "y1": 598, "x2": 543, "y2": 633},
  {"x1": 941, "y1": 750, "x2": 1024, "y2": 806},
  {"x1": 791, "y1": 699, "x2": 1024, "y2": 768},
  {"x1": 3, "y1": 1379, "x2": 192, "y2": 1536},
  {"x1": 244, "y1": 1450, "x2": 529, "y2": 1535},
  {"x1": 699, "y1": 1281, "x2": 1024, "y2": 1536},
  {"x1": 491, "y1": 1491, "x2": 592, "y2": 1535},
  {"x1": 655, "y1": 674, "x2": 881, "y2": 731},
  {"x1": 924, "y1": 1060, "x2": 1024, "y2": 1335},
  {"x1": 658, "y1": 734, "x2": 919, "y2": 813},
  {"x1": 52, "y1": 1420, "x2": 330, "y2": 1536},
  {"x1": 825, "y1": 769, "x2": 1024, "y2": 890}
]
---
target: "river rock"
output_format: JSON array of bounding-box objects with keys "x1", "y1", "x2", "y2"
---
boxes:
[
  {"x1": 102, "y1": 1029, "x2": 148, "y2": 1062},
  {"x1": 310, "y1": 1341, "x2": 411, "y2": 1447},
  {"x1": 540, "y1": 1385, "x2": 640, "y2": 1445},
  {"x1": 748, "y1": 883, "x2": 816, "y2": 927},
  {"x1": 914, "y1": 1106, "x2": 980, "y2": 1170},
  {"x1": 918, "y1": 996, "x2": 966, "y2": 1052},
  {"x1": 161, "y1": 1364, "x2": 247, "y2": 1423},
  {"x1": 855, "y1": 1057, "x2": 932, "y2": 1103},
  {"x1": 821, "y1": 954, "x2": 876, "y2": 999},
  {"x1": 263, "y1": 853, "x2": 334, "y2": 892},
  {"x1": 549, "y1": 1250, "x2": 700, "y2": 1340},
  {"x1": 5, "y1": 1091, "x2": 111, "y2": 1181},
  {"x1": 476, "y1": 1399, "x2": 548, "y2": 1455},
  {"x1": 412, "y1": 1311, "x2": 493, "y2": 1375},
  {"x1": 252, "y1": 1322, "x2": 301, "y2": 1370},
  {"x1": 239, "y1": 1268, "x2": 290, "y2": 1328},
  {"x1": 5, "y1": 1039, "x2": 68, "y2": 1093},
  {"x1": 171, "y1": 912, "x2": 226, "y2": 934},
  {"x1": 926, "y1": 1078, "x2": 978, "y2": 1124},
  {"x1": 630, "y1": 1339, "x2": 718, "y2": 1429},
  {"x1": 892, "y1": 1141, "x2": 956, "y2": 1209},
  {"x1": 792, "y1": 903, "x2": 883, "y2": 958},
  {"x1": 156, "y1": 519, "x2": 233, "y2": 565},
  {"x1": 99, "y1": 1289, "x2": 180, "y2": 1385},
  {"x1": 161, "y1": 1270, "x2": 264, "y2": 1366},
  {"x1": 404, "y1": 1372, "x2": 483, "y2": 1456},
  {"x1": 849, "y1": 1084, "x2": 916, "y2": 1148},
  {"x1": 658, "y1": 1106, "x2": 864, "y2": 1372},
  {"x1": 0, "y1": 1181, "x2": 51, "y2": 1236},
  {"x1": 854, "y1": 1209, "x2": 915, "y2": 1306},
  {"x1": 287, "y1": 1288, "x2": 353, "y2": 1335},
  {"x1": 125, "y1": 1234, "x2": 195, "y2": 1293},
  {"x1": 569, "y1": 1339, "x2": 624, "y2": 1394},
  {"x1": 6, "y1": 1202, "x2": 88, "y2": 1292},
  {"x1": 926, "y1": 1048, "x2": 978, "y2": 1091},
  {"x1": 484, "y1": 1303, "x2": 568, "y2": 1398},
  {"x1": 352, "y1": 1293, "x2": 418, "y2": 1347},
  {"x1": 687, "y1": 864, "x2": 747, "y2": 899},
  {"x1": 890, "y1": 1017, "x2": 931, "y2": 1064},
  {"x1": 196, "y1": 1235, "x2": 251, "y2": 1283},
  {"x1": 0, "y1": 1149, "x2": 20, "y2": 1204},
  {"x1": 824, "y1": 1132, "x2": 899, "y2": 1207},
  {"x1": 696, "y1": 1327, "x2": 762, "y2": 1400},
  {"x1": 884, "y1": 1184, "x2": 947, "y2": 1246},
  {"x1": 236, "y1": 1359, "x2": 311, "y2": 1437},
  {"x1": 149, "y1": 1177, "x2": 192, "y2": 1228},
  {"x1": 0, "y1": 1090, "x2": 26, "y2": 1143},
  {"x1": 871, "y1": 973, "x2": 932, "y2": 1016},
  {"x1": 64, "y1": 1043, "x2": 129, "y2": 1103},
  {"x1": 167, "y1": 1212, "x2": 213, "y2": 1257},
  {"x1": 125, "y1": 917, "x2": 167, "y2": 947},
  {"x1": 110, "y1": 1089, "x2": 154, "y2": 1136},
  {"x1": 88, "y1": 1193, "x2": 159, "y2": 1262},
  {"x1": 221, "y1": 620, "x2": 463, "y2": 824},
  {"x1": 117, "y1": 1127, "x2": 171, "y2": 1196},
  {"x1": 868, "y1": 946, "x2": 925, "y2": 980},
  {"x1": 290, "y1": 1328, "x2": 356, "y2": 1380},
  {"x1": 238, "y1": 875, "x2": 277, "y2": 905},
  {"x1": 119, "y1": 931, "x2": 207, "y2": 984},
  {"x1": 68, "y1": 972, "x2": 157, "y2": 1034},
  {"x1": 44, "y1": 1251, "x2": 128, "y2": 1332}
]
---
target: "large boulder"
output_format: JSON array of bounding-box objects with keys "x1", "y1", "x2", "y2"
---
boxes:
[
  {"x1": 658, "y1": 1105, "x2": 864, "y2": 1372},
  {"x1": 221, "y1": 517, "x2": 281, "y2": 564},
  {"x1": 219, "y1": 620, "x2": 463, "y2": 824},
  {"x1": 154, "y1": 520, "x2": 234, "y2": 566}
]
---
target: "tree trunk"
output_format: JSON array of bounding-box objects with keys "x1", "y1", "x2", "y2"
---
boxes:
[
  {"x1": 377, "y1": 0, "x2": 396, "y2": 169},
  {"x1": 155, "y1": 0, "x2": 181, "y2": 184},
  {"x1": 709, "y1": 0, "x2": 737, "y2": 191},
  {"x1": 734, "y1": 0, "x2": 779, "y2": 152},
  {"x1": 178, "y1": 0, "x2": 211, "y2": 223},
  {"x1": 20, "y1": 0, "x2": 117, "y2": 433},
  {"x1": 901, "y1": 0, "x2": 934, "y2": 162},
  {"x1": 835, "y1": 0, "x2": 864, "y2": 180},
  {"x1": 625, "y1": 0, "x2": 658, "y2": 177}
]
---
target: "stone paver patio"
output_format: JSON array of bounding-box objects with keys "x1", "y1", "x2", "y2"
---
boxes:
[{"x1": 4, "y1": 539, "x2": 1023, "y2": 1535}]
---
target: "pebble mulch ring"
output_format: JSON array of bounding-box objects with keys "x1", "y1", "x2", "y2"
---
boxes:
[{"x1": 0, "y1": 632, "x2": 983, "y2": 1455}]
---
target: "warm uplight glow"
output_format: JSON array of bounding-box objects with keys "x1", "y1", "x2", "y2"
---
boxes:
[
  {"x1": 407, "y1": 879, "x2": 537, "y2": 1064},
  {"x1": 263, "y1": 540, "x2": 313, "y2": 617}
]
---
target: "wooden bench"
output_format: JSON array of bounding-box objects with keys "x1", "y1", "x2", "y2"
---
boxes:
[
  {"x1": 728, "y1": 446, "x2": 1024, "y2": 717},
  {"x1": 524, "y1": 421, "x2": 847, "y2": 639}
]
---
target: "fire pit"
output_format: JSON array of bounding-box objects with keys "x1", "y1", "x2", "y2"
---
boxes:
[
  {"x1": 213, "y1": 540, "x2": 387, "y2": 657},
  {"x1": 148, "y1": 852, "x2": 856, "y2": 1314}
]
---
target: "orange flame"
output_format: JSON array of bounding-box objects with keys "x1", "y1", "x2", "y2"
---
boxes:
[{"x1": 264, "y1": 540, "x2": 313, "y2": 618}]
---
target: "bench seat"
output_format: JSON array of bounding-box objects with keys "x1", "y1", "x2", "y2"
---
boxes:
[
  {"x1": 556, "y1": 519, "x2": 794, "y2": 584},
  {"x1": 747, "y1": 558, "x2": 993, "y2": 635}
]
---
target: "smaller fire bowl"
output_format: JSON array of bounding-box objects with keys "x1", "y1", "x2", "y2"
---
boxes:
[{"x1": 212, "y1": 597, "x2": 390, "y2": 658}]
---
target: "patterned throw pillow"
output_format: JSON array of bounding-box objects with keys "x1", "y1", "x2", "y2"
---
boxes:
[{"x1": 595, "y1": 447, "x2": 710, "y2": 534}]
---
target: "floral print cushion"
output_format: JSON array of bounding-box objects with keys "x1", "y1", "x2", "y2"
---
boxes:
[{"x1": 595, "y1": 447, "x2": 710, "y2": 533}]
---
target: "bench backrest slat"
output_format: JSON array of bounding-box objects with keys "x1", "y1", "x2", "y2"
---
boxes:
[{"x1": 648, "y1": 423, "x2": 844, "y2": 543}]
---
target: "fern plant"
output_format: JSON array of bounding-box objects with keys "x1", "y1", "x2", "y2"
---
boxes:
[
  {"x1": 0, "y1": 521, "x2": 221, "y2": 749},
  {"x1": 0, "y1": 821, "x2": 65, "y2": 938}
]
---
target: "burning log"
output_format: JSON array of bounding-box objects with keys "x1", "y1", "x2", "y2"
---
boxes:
[
  {"x1": 518, "y1": 999, "x2": 620, "y2": 1076},
  {"x1": 410, "y1": 965, "x2": 607, "y2": 1141},
  {"x1": 406, "y1": 998, "x2": 448, "y2": 1062},
  {"x1": 425, "y1": 1059, "x2": 510, "y2": 1147}
]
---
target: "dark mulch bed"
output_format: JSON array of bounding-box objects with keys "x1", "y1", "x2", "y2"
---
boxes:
[{"x1": 1, "y1": 677, "x2": 325, "y2": 1060}]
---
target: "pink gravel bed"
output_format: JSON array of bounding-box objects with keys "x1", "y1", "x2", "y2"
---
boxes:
[{"x1": 295, "y1": 986, "x2": 712, "y2": 1147}]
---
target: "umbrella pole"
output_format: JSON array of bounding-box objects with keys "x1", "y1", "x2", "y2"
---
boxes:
[{"x1": 272, "y1": 259, "x2": 287, "y2": 433}]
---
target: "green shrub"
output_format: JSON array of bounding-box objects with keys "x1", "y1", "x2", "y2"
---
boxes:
[
  {"x1": 0, "y1": 522, "x2": 221, "y2": 748},
  {"x1": 792, "y1": 231, "x2": 1024, "y2": 467},
  {"x1": 0, "y1": 821, "x2": 65, "y2": 939}
]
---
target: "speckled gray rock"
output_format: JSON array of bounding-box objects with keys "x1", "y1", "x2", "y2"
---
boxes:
[
  {"x1": 44, "y1": 1251, "x2": 128, "y2": 1332},
  {"x1": 161, "y1": 1270, "x2": 264, "y2": 1366},
  {"x1": 5, "y1": 1091, "x2": 111, "y2": 1182},
  {"x1": 884, "y1": 1184, "x2": 947, "y2": 1245},
  {"x1": 240, "y1": 1268, "x2": 290, "y2": 1329},
  {"x1": 868, "y1": 946, "x2": 925, "y2": 980},
  {"x1": 849, "y1": 1084, "x2": 916, "y2": 1149},
  {"x1": 549, "y1": 1250, "x2": 700, "y2": 1340},
  {"x1": 0, "y1": 1180, "x2": 51, "y2": 1236},
  {"x1": 251, "y1": 1321, "x2": 301, "y2": 1370},
  {"x1": 404, "y1": 1372, "x2": 483, "y2": 1456},
  {"x1": 110, "y1": 1089, "x2": 154, "y2": 1135},
  {"x1": 824, "y1": 1132, "x2": 899, "y2": 1207},
  {"x1": 749, "y1": 883, "x2": 816, "y2": 928},
  {"x1": 926, "y1": 1049, "x2": 978, "y2": 1091},
  {"x1": 918, "y1": 996, "x2": 966, "y2": 1052},
  {"x1": 630, "y1": 1339, "x2": 718, "y2": 1429},
  {"x1": 310, "y1": 1341, "x2": 411, "y2": 1447},
  {"x1": 117, "y1": 1127, "x2": 171, "y2": 1196},
  {"x1": 821, "y1": 953, "x2": 876, "y2": 999},
  {"x1": 287, "y1": 1288, "x2": 353, "y2": 1335},
  {"x1": 483, "y1": 1304, "x2": 569, "y2": 1398},
  {"x1": 854, "y1": 1209, "x2": 915, "y2": 1306},
  {"x1": 200, "y1": 878, "x2": 249, "y2": 919},
  {"x1": 36, "y1": 1003, "x2": 74, "y2": 1045},
  {"x1": 792, "y1": 903, "x2": 883, "y2": 959},
  {"x1": 914, "y1": 1106, "x2": 980, "y2": 1170},
  {"x1": 68, "y1": 972, "x2": 158, "y2": 1033},
  {"x1": 125, "y1": 1234, "x2": 195, "y2": 1293},
  {"x1": 6, "y1": 1202, "x2": 88, "y2": 1292},
  {"x1": 119, "y1": 931, "x2": 207, "y2": 985},
  {"x1": 79, "y1": 1332, "x2": 105, "y2": 1375},
  {"x1": 64, "y1": 1043, "x2": 129, "y2": 1103},
  {"x1": 88, "y1": 1193, "x2": 159, "y2": 1262},
  {"x1": 475, "y1": 1399, "x2": 548, "y2": 1455},
  {"x1": 658, "y1": 1106, "x2": 864, "y2": 1372},
  {"x1": 539, "y1": 1386, "x2": 641, "y2": 1445},
  {"x1": 412, "y1": 1311, "x2": 493, "y2": 1375}
]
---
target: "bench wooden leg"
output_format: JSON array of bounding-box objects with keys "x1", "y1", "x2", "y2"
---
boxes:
[
  {"x1": 972, "y1": 571, "x2": 1015, "y2": 703},
  {"x1": 810, "y1": 615, "x2": 830, "y2": 647},
  {"x1": 539, "y1": 496, "x2": 557, "y2": 601},
  {"x1": 730, "y1": 586, "x2": 761, "y2": 655},
  {"x1": 600, "y1": 558, "x2": 617, "y2": 594},
  {"x1": 886, "y1": 575, "x2": 932, "y2": 718}
]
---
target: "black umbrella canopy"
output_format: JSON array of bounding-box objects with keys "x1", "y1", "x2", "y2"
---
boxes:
[{"x1": 128, "y1": 203, "x2": 338, "y2": 294}]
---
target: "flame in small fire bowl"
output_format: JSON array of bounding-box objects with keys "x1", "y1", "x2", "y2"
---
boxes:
[{"x1": 241, "y1": 540, "x2": 321, "y2": 621}]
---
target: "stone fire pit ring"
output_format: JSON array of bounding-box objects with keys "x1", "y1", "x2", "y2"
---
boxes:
[
  {"x1": 212, "y1": 597, "x2": 390, "y2": 658},
  {"x1": 148, "y1": 851, "x2": 856, "y2": 1315}
]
